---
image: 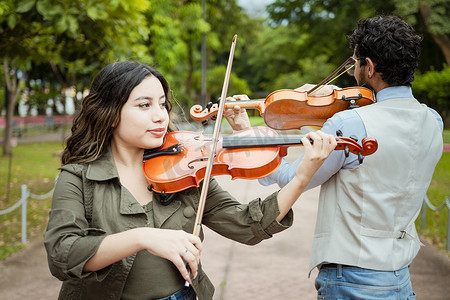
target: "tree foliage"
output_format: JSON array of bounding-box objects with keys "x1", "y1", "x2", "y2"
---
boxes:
[
  {"x1": 413, "y1": 65, "x2": 450, "y2": 126},
  {"x1": 0, "y1": 0, "x2": 449, "y2": 157},
  {"x1": 0, "y1": 0, "x2": 150, "y2": 155}
]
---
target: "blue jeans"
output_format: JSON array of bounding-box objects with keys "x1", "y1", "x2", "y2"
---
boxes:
[
  {"x1": 315, "y1": 264, "x2": 416, "y2": 300},
  {"x1": 156, "y1": 286, "x2": 196, "y2": 300}
]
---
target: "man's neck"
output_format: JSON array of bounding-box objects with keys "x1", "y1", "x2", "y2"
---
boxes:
[{"x1": 368, "y1": 74, "x2": 389, "y2": 94}]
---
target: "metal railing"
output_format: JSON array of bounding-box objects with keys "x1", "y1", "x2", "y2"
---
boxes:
[
  {"x1": 0, "y1": 184, "x2": 54, "y2": 244},
  {"x1": 420, "y1": 194, "x2": 450, "y2": 252}
]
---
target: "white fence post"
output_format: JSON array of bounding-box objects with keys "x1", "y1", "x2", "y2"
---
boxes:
[{"x1": 21, "y1": 184, "x2": 28, "y2": 244}]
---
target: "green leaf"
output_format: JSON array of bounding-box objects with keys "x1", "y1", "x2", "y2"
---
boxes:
[
  {"x1": 16, "y1": 0, "x2": 36, "y2": 13},
  {"x1": 36, "y1": 0, "x2": 63, "y2": 18},
  {"x1": 66, "y1": 15, "x2": 79, "y2": 34},
  {"x1": 55, "y1": 15, "x2": 68, "y2": 33},
  {"x1": 7, "y1": 14, "x2": 17, "y2": 28},
  {"x1": 87, "y1": 6, "x2": 108, "y2": 20}
]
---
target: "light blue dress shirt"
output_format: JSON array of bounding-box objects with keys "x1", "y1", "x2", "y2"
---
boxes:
[{"x1": 258, "y1": 86, "x2": 444, "y2": 189}]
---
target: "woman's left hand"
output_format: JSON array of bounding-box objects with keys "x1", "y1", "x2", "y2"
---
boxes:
[
  {"x1": 295, "y1": 131, "x2": 337, "y2": 180},
  {"x1": 223, "y1": 95, "x2": 251, "y2": 131}
]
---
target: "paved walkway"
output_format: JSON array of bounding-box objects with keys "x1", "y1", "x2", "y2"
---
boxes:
[{"x1": 0, "y1": 148, "x2": 449, "y2": 299}]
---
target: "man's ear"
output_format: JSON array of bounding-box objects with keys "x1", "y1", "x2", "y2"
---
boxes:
[{"x1": 365, "y1": 57, "x2": 376, "y2": 79}]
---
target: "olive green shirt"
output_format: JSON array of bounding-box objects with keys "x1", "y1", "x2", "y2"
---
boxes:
[{"x1": 44, "y1": 147, "x2": 293, "y2": 300}]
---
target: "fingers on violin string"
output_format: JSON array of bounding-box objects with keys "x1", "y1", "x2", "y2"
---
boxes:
[
  {"x1": 316, "y1": 130, "x2": 337, "y2": 148},
  {"x1": 232, "y1": 94, "x2": 250, "y2": 101},
  {"x1": 233, "y1": 105, "x2": 244, "y2": 113},
  {"x1": 300, "y1": 136, "x2": 313, "y2": 151},
  {"x1": 306, "y1": 131, "x2": 323, "y2": 144}
]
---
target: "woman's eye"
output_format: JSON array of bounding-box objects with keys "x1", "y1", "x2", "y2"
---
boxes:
[
  {"x1": 160, "y1": 102, "x2": 168, "y2": 109},
  {"x1": 138, "y1": 103, "x2": 150, "y2": 109}
]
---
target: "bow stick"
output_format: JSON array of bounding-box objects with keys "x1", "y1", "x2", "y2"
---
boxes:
[
  {"x1": 184, "y1": 34, "x2": 237, "y2": 288},
  {"x1": 192, "y1": 34, "x2": 237, "y2": 236}
]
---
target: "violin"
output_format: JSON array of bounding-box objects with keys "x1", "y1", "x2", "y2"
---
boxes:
[
  {"x1": 142, "y1": 127, "x2": 378, "y2": 194},
  {"x1": 190, "y1": 87, "x2": 375, "y2": 130}
]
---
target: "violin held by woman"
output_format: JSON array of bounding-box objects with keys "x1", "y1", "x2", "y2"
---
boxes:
[{"x1": 143, "y1": 126, "x2": 378, "y2": 195}]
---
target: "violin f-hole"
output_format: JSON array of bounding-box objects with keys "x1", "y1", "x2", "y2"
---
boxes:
[{"x1": 187, "y1": 157, "x2": 209, "y2": 169}]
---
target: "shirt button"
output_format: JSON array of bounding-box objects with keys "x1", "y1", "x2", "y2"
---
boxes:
[{"x1": 183, "y1": 207, "x2": 195, "y2": 218}]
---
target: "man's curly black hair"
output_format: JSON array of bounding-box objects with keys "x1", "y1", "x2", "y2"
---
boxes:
[{"x1": 347, "y1": 15, "x2": 423, "y2": 86}]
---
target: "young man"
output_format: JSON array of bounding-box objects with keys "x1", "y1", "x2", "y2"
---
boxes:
[{"x1": 225, "y1": 15, "x2": 443, "y2": 299}]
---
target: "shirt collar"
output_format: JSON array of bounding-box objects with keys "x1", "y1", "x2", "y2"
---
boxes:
[
  {"x1": 86, "y1": 145, "x2": 119, "y2": 181},
  {"x1": 376, "y1": 86, "x2": 414, "y2": 102}
]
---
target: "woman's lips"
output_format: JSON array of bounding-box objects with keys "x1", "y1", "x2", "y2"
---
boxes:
[{"x1": 149, "y1": 128, "x2": 166, "y2": 138}]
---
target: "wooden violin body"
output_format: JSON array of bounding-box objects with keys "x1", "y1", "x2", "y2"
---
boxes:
[
  {"x1": 190, "y1": 87, "x2": 375, "y2": 130},
  {"x1": 263, "y1": 87, "x2": 374, "y2": 129},
  {"x1": 142, "y1": 127, "x2": 378, "y2": 194}
]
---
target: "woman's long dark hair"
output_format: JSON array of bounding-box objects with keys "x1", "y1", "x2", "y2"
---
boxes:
[{"x1": 62, "y1": 61, "x2": 173, "y2": 165}]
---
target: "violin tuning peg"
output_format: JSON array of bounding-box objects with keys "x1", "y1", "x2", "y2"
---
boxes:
[
  {"x1": 336, "y1": 130, "x2": 343, "y2": 137},
  {"x1": 358, "y1": 153, "x2": 364, "y2": 164},
  {"x1": 344, "y1": 145, "x2": 349, "y2": 157},
  {"x1": 201, "y1": 120, "x2": 209, "y2": 126},
  {"x1": 350, "y1": 135, "x2": 358, "y2": 142},
  {"x1": 206, "y1": 102, "x2": 213, "y2": 110},
  {"x1": 211, "y1": 115, "x2": 217, "y2": 121}
]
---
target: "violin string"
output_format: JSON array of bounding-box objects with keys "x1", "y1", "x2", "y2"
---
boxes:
[
  {"x1": 308, "y1": 57, "x2": 355, "y2": 95},
  {"x1": 309, "y1": 68, "x2": 349, "y2": 96}
]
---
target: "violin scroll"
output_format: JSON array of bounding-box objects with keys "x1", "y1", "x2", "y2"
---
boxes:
[{"x1": 360, "y1": 137, "x2": 378, "y2": 156}]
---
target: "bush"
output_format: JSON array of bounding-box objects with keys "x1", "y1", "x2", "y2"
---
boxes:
[{"x1": 413, "y1": 65, "x2": 450, "y2": 128}]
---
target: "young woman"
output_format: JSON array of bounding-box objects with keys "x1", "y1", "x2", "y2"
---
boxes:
[{"x1": 44, "y1": 61, "x2": 336, "y2": 300}]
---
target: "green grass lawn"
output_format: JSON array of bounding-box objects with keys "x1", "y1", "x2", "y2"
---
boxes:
[
  {"x1": 0, "y1": 129, "x2": 449, "y2": 260},
  {"x1": 0, "y1": 142, "x2": 63, "y2": 260},
  {"x1": 416, "y1": 129, "x2": 450, "y2": 251}
]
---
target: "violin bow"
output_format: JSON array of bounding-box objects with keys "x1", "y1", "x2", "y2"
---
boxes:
[
  {"x1": 192, "y1": 34, "x2": 237, "y2": 237},
  {"x1": 307, "y1": 57, "x2": 355, "y2": 95}
]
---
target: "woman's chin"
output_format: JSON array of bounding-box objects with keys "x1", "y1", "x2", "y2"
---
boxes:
[{"x1": 144, "y1": 138, "x2": 165, "y2": 150}]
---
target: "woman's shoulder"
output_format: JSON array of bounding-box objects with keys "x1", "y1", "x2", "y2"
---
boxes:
[{"x1": 59, "y1": 163, "x2": 88, "y2": 177}]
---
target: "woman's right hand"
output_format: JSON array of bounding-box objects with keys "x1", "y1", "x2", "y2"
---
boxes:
[
  {"x1": 139, "y1": 228, "x2": 202, "y2": 284},
  {"x1": 83, "y1": 227, "x2": 202, "y2": 284}
]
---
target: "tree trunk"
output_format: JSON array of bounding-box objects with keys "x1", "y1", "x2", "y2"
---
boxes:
[
  {"x1": 420, "y1": 4, "x2": 450, "y2": 66},
  {"x1": 2, "y1": 57, "x2": 23, "y2": 156}
]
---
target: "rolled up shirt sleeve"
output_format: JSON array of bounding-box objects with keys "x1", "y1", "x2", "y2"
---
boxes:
[
  {"x1": 44, "y1": 168, "x2": 108, "y2": 281},
  {"x1": 202, "y1": 179, "x2": 293, "y2": 246},
  {"x1": 259, "y1": 110, "x2": 366, "y2": 189}
]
